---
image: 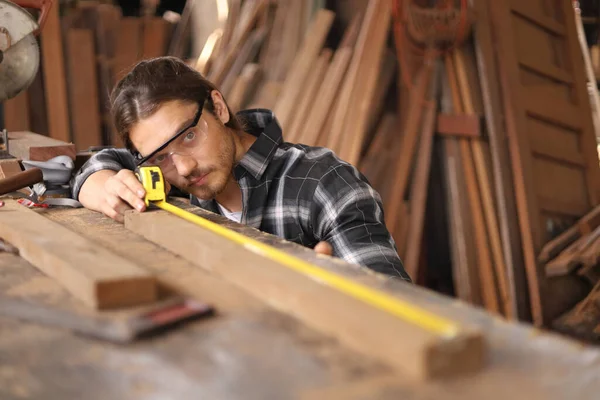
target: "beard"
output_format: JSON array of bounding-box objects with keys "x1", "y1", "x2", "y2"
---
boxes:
[{"x1": 181, "y1": 127, "x2": 236, "y2": 200}]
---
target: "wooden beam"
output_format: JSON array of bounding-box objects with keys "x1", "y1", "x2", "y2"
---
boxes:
[
  {"x1": 0, "y1": 201, "x2": 157, "y2": 309},
  {"x1": 125, "y1": 208, "x2": 485, "y2": 380}
]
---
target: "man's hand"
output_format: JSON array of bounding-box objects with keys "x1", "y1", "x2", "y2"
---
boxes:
[
  {"x1": 78, "y1": 169, "x2": 146, "y2": 223},
  {"x1": 314, "y1": 241, "x2": 333, "y2": 256}
]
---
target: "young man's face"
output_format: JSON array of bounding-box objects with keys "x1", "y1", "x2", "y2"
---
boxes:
[{"x1": 130, "y1": 98, "x2": 236, "y2": 200}]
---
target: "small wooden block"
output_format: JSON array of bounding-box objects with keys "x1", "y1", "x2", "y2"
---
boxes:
[
  {"x1": 9, "y1": 131, "x2": 76, "y2": 161},
  {"x1": 436, "y1": 114, "x2": 481, "y2": 138},
  {"x1": 0, "y1": 200, "x2": 157, "y2": 309},
  {"x1": 0, "y1": 160, "x2": 23, "y2": 179}
]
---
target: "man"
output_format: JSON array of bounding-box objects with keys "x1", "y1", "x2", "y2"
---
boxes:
[{"x1": 72, "y1": 56, "x2": 411, "y2": 282}]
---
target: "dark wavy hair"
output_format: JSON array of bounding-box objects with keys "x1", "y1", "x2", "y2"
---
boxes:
[{"x1": 110, "y1": 56, "x2": 242, "y2": 151}]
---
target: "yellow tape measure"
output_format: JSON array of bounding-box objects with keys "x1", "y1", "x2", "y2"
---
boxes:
[{"x1": 136, "y1": 166, "x2": 461, "y2": 338}]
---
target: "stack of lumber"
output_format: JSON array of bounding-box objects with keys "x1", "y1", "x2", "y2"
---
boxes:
[
  {"x1": 357, "y1": 0, "x2": 600, "y2": 331},
  {"x1": 3, "y1": 1, "x2": 175, "y2": 151},
  {"x1": 199, "y1": 0, "x2": 395, "y2": 167}
]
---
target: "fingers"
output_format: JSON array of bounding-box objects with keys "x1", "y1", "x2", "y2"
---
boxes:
[
  {"x1": 314, "y1": 241, "x2": 333, "y2": 256},
  {"x1": 106, "y1": 171, "x2": 146, "y2": 212},
  {"x1": 102, "y1": 170, "x2": 147, "y2": 223}
]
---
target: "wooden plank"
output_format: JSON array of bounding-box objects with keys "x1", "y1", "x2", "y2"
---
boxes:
[
  {"x1": 113, "y1": 18, "x2": 142, "y2": 82},
  {"x1": 509, "y1": 0, "x2": 566, "y2": 36},
  {"x1": 522, "y1": 88, "x2": 583, "y2": 131},
  {"x1": 518, "y1": 59, "x2": 573, "y2": 84},
  {"x1": 0, "y1": 201, "x2": 157, "y2": 309},
  {"x1": 125, "y1": 208, "x2": 485, "y2": 381},
  {"x1": 141, "y1": 17, "x2": 173, "y2": 59},
  {"x1": 8, "y1": 131, "x2": 76, "y2": 161},
  {"x1": 326, "y1": 6, "x2": 374, "y2": 155},
  {"x1": 446, "y1": 52, "x2": 500, "y2": 315},
  {"x1": 219, "y1": 28, "x2": 267, "y2": 98},
  {"x1": 527, "y1": 118, "x2": 585, "y2": 167},
  {"x1": 562, "y1": 1, "x2": 600, "y2": 207},
  {"x1": 403, "y1": 64, "x2": 439, "y2": 280},
  {"x1": 40, "y1": 1, "x2": 70, "y2": 142},
  {"x1": 296, "y1": 48, "x2": 351, "y2": 145},
  {"x1": 208, "y1": 0, "x2": 269, "y2": 86},
  {"x1": 439, "y1": 66, "x2": 482, "y2": 306},
  {"x1": 287, "y1": 49, "x2": 332, "y2": 144},
  {"x1": 338, "y1": 0, "x2": 391, "y2": 165},
  {"x1": 454, "y1": 49, "x2": 513, "y2": 318},
  {"x1": 227, "y1": 64, "x2": 262, "y2": 113},
  {"x1": 436, "y1": 114, "x2": 481, "y2": 138},
  {"x1": 273, "y1": 9, "x2": 335, "y2": 130},
  {"x1": 64, "y1": 29, "x2": 103, "y2": 151},
  {"x1": 294, "y1": 14, "x2": 360, "y2": 145},
  {"x1": 384, "y1": 63, "x2": 434, "y2": 235},
  {"x1": 3, "y1": 92, "x2": 30, "y2": 132}
]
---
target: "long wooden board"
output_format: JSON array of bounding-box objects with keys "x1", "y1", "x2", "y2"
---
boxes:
[
  {"x1": 125, "y1": 206, "x2": 485, "y2": 380},
  {"x1": 64, "y1": 28, "x2": 103, "y2": 151},
  {"x1": 0, "y1": 201, "x2": 156, "y2": 309},
  {"x1": 40, "y1": 0, "x2": 70, "y2": 142}
]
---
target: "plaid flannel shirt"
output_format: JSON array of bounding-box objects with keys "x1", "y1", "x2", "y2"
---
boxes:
[{"x1": 71, "y1": 109, "x2": 411, "y2": 281}]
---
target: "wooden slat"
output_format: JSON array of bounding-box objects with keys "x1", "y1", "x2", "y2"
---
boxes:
[
  {"x1": 113, "y1": 18, "x2": 142, "y2": 82},
  {"x1": 273, "y1": 9, "x2": 335, "y2": 130},
  {"x1": 436, "y1": 114, "x2": 481, "y2": 138},
  {"x1": 296, "y1": 48, "x2": 352, "y2": 145},
  {"x1": 384, "y1": 63, "x2": 434, "y2": 236},
  {"x1": 209, "y1": 0, "x2": 269, "y2": 86},
  {"x1": 141, "y1": 17, "x2": 173, "y2": 59},
  {"x1": 338, "y1": 0, "x2": 391, "y2": 166},
  {"x1": 219, "y1": 28, "x2": 267, "y2": 98},
  {"x1": 125, "y1": 208, "x2": 485, "y2": 380},
  {"x1": 446, "y1": 54, "x2": 500, "y2": 315},
  {"x1": 509, "y1": 0, "x2": 566, "y2": 36},
  {"x1": 227, "y1": 64, "x2": 262, "y2": 113},
  {"x1": 65, "y1": 29, "x2": 103, "y2": 151},
  {"x1": 454, "y1": 49, "x2": 513, "y2": 318},
  {"x1": 403, "y1": 64, "x2": 439, "y2": 280},
  {"x1": 295, "y1": 13, "x2": 361, "y2": 145},
  {"x1": 287, "y1": 49, "x2": 332, "y2": 144},
  {"x1": 523, "y1": 89, "x2": 583, "y2": 131},
  {"x1": 0, "y1": 201, "x2": 157, "y2": 309},
  {"x1": 3, "y1": 92, "x2": 30, "y2": 132},
  {"x1": 40, "y1": 1, "x2": 70, "y2": 142},
  {"x1": 527, "y1": 118, "x2": 585, "y2": 167},
  {"x1": 518, "y1": 59, "x2": 573, "y2": 84}
]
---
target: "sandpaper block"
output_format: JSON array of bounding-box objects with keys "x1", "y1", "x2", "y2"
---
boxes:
[{"x1": 0, "y1": 295, "x2": 214, "y2": 343}]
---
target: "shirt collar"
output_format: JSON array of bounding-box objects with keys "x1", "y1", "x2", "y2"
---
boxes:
[{"x1": 234, "y1": 108, "x2": 283, "y2": 181}]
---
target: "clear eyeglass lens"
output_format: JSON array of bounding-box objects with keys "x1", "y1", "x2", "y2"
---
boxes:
[{"x1": 147, "y1": 118, "x2": 209, "y2": 171}]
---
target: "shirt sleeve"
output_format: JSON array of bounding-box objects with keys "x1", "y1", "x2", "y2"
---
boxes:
[
  {"x1": 311, "y1": 164, "x2": 412, "y2": 282},
  {"x1": 71, "y1": 148, "x2": 137, "y2": 200}
]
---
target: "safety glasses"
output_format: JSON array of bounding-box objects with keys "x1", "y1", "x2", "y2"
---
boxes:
[{"x1": 134, "y1": 95, "x2": 209, "y2": 167}]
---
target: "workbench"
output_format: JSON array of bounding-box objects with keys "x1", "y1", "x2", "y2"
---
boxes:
[{"x1": 1, "y1": 204, "x2": 600, "y2": 399}]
